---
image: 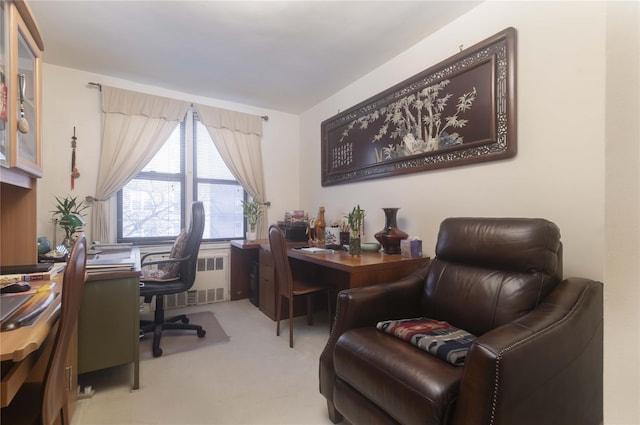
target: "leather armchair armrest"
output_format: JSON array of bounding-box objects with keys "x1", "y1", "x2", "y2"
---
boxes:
[
  {"x1": 453, "y1": 277, "x2": 603, "y2": 425},
  {"x1": 319, "y1": 261, "x2": 430, "y2": 416}
]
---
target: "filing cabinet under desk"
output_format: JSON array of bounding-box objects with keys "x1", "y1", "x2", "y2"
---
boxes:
[{"x1": 78, "y1": 270, "x2": 140, "y2": 390}]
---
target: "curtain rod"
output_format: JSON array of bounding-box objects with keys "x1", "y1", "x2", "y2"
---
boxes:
[{"x1": 88, "y1": 81, "x2": 269, "y2": 121}]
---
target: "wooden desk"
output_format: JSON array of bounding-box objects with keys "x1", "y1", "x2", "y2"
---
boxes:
[
  {"x1": 232, "y1": 240, "x2": 429, "y2": 320},
  {"x1": 287, "y1": 248, "x2": 429, "y2": 291},
  {"x1": 0, "y1": 279, "x2": 62, "y2": 363},
  {"x1": 0, "y1": 273, "x2": 77, "y2": 411}
]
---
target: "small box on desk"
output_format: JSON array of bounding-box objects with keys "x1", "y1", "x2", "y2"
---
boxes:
[
  {"x1": 400, "y1": 239, "x2": 423, "y2": 258},
  {"x1": 278, "y1": 221, "x2": 308, "y2": 242}
]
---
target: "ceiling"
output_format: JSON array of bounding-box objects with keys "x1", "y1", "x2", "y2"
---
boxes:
[{"x1": 28, "y1": 1, "x2": 481, "y2": 114}]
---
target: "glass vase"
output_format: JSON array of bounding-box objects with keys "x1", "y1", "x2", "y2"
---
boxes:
[
  {"x1": 348, "y1": 236, "x2": 361, "y2": 256},
  {"x1": 374, "y1": 208, "x2": 408, "y2": 254}
]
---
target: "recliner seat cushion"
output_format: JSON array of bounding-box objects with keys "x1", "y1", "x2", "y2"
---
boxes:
[{"x1": 335, "y1": 328, "x2": 463, "y2": 424}]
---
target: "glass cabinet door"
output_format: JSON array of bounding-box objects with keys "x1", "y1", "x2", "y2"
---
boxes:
[
  {"x1": 13, "y1": 4, "x2": 42, "y2": 176},
  {"x1": 0, "y1": 1, "x2": 8, "y2": 167},
  {"x1": 0, "y1": 1, "x2": 42, "y2": 178},
  {"x1": 15, "y1": 16, "x2": 41, "y2": 175}
]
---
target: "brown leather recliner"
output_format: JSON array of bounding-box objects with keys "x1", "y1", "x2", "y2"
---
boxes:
[{"x1": 319, "y1": 217, "x2": 603, "y2": 425}]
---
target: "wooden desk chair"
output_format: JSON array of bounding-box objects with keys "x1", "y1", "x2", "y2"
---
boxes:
[
  {"x1": 139, "y1": 201, "x2": 206, "y2": 357},
  {"x1": 268, "y1": 224, "x2": 332, "y2": 348},
  {"x1": 1, "y1": 235, "x2": 87, "y2": 425}
]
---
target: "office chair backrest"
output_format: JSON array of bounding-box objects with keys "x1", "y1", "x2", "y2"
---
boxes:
[
  {"x1": 178, "y1": 201, "x2": 205, "y2": 290},
  {"x1": 42, "y1": 234, "x2": 87, "y2": 425},
  {"x1": 268, "y1": 225, "x2": 293, "y2": 298}
]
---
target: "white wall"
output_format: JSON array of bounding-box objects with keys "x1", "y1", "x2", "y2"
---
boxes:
[
  {"x1": 35, "y1": 1, "x2": 639, "y2": 423},
  {"x1": 299, "y1": 1, "x2": 638, "y2": 424},
  {"x1": 37, "y1": 64, "x2": 301, "y2": 243},
  {"x1": 300, "y1": 1, "x2": 605, "y2": 279},
  {"x1": 604, "y1": 1, "x2": 640, "y2": 424}
]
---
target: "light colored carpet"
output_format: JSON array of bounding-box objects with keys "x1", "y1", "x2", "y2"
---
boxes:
[
  {"x1": 73, "y1": 300, "x2": 335, "y2": 425},
  {"x1": 139, "y1": 311, "x2": 230, "y2": 361}
]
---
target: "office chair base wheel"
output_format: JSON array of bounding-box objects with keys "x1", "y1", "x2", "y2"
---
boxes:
[
  {"x1": 153, "y1": 347, "x2": 163, "y2": 357},
  {"x1": 197, "y1": 329, "x2": 206, "y2": 337}
]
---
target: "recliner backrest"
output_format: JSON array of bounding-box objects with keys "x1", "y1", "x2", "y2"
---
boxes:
[{"x1": 421, "y1": 217, "x2": 562, "y2": 336}]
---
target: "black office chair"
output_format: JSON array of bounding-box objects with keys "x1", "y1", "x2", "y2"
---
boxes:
[
  {"x1": 1, "y1": 235, "x2": 87, "y2": 425},
  {"x1": 139, "y1": 201, "x2": 206, "y2": 357}
]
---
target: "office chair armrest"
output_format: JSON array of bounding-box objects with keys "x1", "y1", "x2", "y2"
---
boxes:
[
  {"x1": 141, "y1": 254, "x2": 193, "y2": 268},
  {"x1": 140, "y1": 250, "x2": 172, "y2": 263}
]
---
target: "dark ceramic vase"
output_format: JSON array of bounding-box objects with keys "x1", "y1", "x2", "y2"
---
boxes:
[{"x1": 374, "y1": 208, "x2": 408, "y2": 254}]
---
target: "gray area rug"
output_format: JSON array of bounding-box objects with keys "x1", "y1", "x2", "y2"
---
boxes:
[{"x1": 139, "y1": 310, "x2": 230, "y2": 361}]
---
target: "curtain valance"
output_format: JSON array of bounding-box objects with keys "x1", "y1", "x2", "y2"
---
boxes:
[
  {"x1": 195, "y1": 104, "x2": 263, "y2": 137},
  {"x1": 102, "y1": 86, "x2": 190, "y2": 120}
]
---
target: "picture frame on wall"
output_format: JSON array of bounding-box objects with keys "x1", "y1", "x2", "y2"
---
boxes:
[{"x1": 321, "y1": 27, "x2": 516, "y2": 186}]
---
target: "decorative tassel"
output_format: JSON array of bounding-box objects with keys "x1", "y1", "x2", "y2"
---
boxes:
[{"x1": 70, "y1": 127, "x2": 80, "y2": 190}]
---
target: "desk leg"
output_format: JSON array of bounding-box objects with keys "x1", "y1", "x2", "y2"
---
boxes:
[{"x1": 132, "y1": 280, "x2": 140, "y2": 390}]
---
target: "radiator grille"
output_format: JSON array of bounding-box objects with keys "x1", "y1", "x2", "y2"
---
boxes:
[{"x1": 141, "y1": 248, "x2": 230, "y2": 312}]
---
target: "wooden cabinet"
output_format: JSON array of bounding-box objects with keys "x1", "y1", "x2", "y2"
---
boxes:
[
  {"x1": 230, "y1": 240, "x2": 259, "y2": 300},
  {"x1": 258, "y1": 245, "x2": 276, "y2": 319},
  {"x1": 0, "y1": 0, "x2": 44, "y2": 266},
  {"x1": 0, "y1": 182, "x2": 37, "y2": 264},
  {"x1": 15, "y1": 320, "x2": 78, "y2": 416}
]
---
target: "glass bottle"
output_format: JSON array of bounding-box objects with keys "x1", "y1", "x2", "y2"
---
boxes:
[{"x1": 315, "y1": 206, "x2": 326, "y2": 243}]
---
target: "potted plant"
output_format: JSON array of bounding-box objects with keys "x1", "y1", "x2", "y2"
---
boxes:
[
  {"x1": 241, "y1": 200, "x2": 263, "y2": 240},
  {"x1": 345, "y1": 205, "x2": 365, "y2": 256},
  {"x1": 51, "y1": 196, "x2": 89, "y2": 247}
]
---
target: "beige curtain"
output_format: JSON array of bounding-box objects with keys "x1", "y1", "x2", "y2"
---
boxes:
[
  {"x1": 193, "y1": 104, "x2": 267, "y2": 239},
  {"x1": 93, "y1": 86, "x2": 189, "y2": 243}
]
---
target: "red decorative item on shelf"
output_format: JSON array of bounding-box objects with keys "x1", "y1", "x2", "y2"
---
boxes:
[{"x1": 374, "y1": 208, "x2": 408, "y2": 254}]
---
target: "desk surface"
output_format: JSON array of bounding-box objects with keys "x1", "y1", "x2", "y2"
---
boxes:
[
  {"x1": 231, "y1": 238, "x2": 428, "y2": 270},
  {"x1": 0, "y1": 277, "x2": 62, "y2": 363},
  {"x1": 1, "y1": 247, "x2": 141, "y2": 362},
  {"x1": 1, "y1": 276, "x2": 63, "y2": 408},
  {"x1": 287, "y1": 248, "x2": 428, "y2": 273}
]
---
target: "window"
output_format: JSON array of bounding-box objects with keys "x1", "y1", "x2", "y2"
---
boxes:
[{"x1": 117, "y1": 110, "x2": 246, "y2": 243}]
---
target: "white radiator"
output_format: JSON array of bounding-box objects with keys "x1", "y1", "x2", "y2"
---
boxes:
[{"x1": 141, "y1": 247, "x2": 230, "y2": 312}]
